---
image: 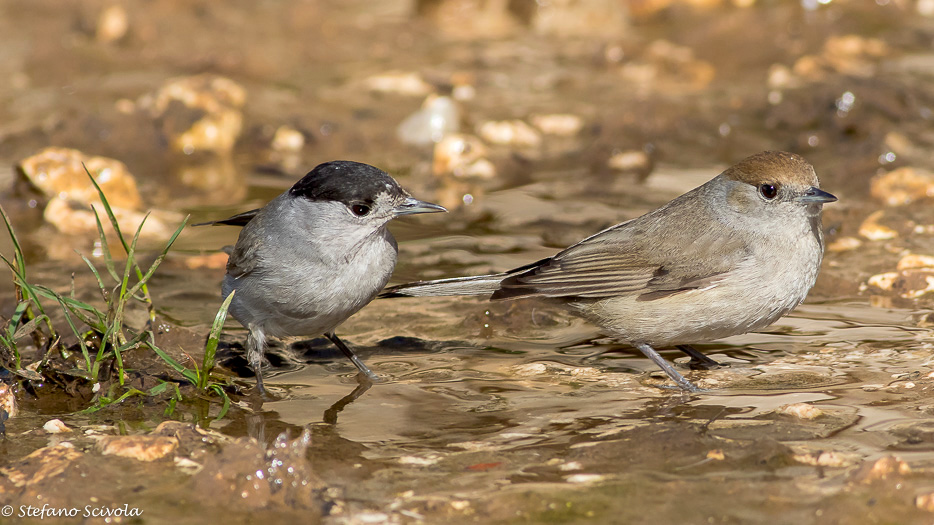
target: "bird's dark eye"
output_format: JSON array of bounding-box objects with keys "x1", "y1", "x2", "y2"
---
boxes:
[
  {"x1": 351, "y1": 204, "x2": 370, "y2": 216},
  {"x1": 759, "y1": 183, "x2": 778, "y2": 200}
]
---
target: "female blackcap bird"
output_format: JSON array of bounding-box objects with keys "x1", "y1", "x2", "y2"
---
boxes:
[
  {"x1": 202, "y1": 161, "x2": 445, "y2": 392},
  {"x1": 380, "y1": 151, "x2": 836, "y2": 392}
]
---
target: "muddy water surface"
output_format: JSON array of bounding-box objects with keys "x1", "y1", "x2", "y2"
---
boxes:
[{"x1": 2, "y1": 1, "x2": 934, "y2": 524}]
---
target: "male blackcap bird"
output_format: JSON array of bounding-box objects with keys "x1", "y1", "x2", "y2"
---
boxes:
[
  {"x1": 380, "y1": 151, "x2": 836, "y2": 392},
  {"x1": 201, "y1": 161, "x2": 445, "y2": 393}
]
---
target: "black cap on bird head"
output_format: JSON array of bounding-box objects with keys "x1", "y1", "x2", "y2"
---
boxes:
[{"x1": 289, "y1": 161, "x2": 407, "y2": 208}]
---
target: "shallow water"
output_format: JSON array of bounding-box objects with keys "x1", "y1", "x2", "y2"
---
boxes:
[{"x1": 2, "y1": 0, "x2": 934, "y2": 523}]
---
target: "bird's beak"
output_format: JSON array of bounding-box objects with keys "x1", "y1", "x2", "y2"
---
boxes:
[
  {"x1": 797, "y1": 187, "x2": 837, "y2": 204},
  {"x1": 393, "y1": 197, "x2": 447, "y2": 216}
]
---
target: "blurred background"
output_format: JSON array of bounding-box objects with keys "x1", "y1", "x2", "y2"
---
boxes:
[{"x1": 3, "y1": 1, "x2": 934, "y2": 523}]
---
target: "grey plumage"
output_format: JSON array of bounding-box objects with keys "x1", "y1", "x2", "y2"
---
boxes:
[
  {"x1": 204, "y1": 160, "x2": 445, "y2": 392},
  {"x1": 380, "y1": 151, "x2": 836, "y2": 392}
]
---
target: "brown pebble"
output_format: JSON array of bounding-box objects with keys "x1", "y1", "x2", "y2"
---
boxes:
[
  {"x1": 851, "y1": 455, "x2": 911, "y2": 483},
  {"x1": 870, "y1": 167, "x2": 934, "y2": 206},
  {"x1": 96, "y1": 435, "x2": 179, "y2": 462}
]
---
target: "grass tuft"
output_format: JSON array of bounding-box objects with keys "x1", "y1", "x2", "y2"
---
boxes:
[{"x1": 0, "y1": 164, "x2": 234, "y2": 421}]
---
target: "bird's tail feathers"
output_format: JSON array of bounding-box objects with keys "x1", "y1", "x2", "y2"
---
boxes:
[{"x1": 379, "y1": 273, "x2": 509, "y2": 298}]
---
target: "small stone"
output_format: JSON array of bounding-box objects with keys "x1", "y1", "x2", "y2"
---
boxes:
[
  {"x1": 897, "y1": 254, "x2": 934, "y2": 270},
  {"x1": 866, "y1": 269, "x2": 934, "y2": 299},
  {"x1": 270, "y1": 126, "x2": 305, "y2": 153},
  {"x1": 17, "y1": 147, "x2": 143, "y2": 210},
  {"x1": 397, "y1": 95, "x2": 460, "y2": 146},
  {"x1": 607, "y1": 150, "x2": 651, "y2": 172},
  {"x1": 137, "y1": 74, "x2": 246, "y2": 154},
  {"x1": 398, "y1": 456, "x2": 439, "y2": 466},
  {"x1": 42, "y1": 197, "x2": 177, "y2": 240},
  {"x1": 827, "y1": 236, "x2": 862, "y2": 253},
  {"x1": 432, "y1": 134, "x2": 495, "y2": 178},
  {"x1": 776, "y1": 403, "x2": 823, "y2": 419},
  {"x1": 43, "y1": 419, "x2": 72, "y2": 434},
  {"x1": 793, "y1": 451, "x2": 853, "y2": 467},
  {"x1": 767, "y1": 64, "x2": 799, "y2": 90},
  {"x1": 354, "y1": 512, "x2": 390, "y2": 524},
  {"x1": 852, "y1": 456, "x2": 911, "y2": 483},
  {"x1": 530, "y1": 114, "x2": 584, "y2": 136},
  {"x1": 0, "y1": 444, "x2": 82, "y2": 487},
  {"x1": 532, "y1": 0, "x2": 628, "y2": 37},
  {"x1": 96, "y1": 435, "x2": 179, "y2": 462},
  {"x1": 706, "y1": 449, "x2": 725, "y2": 460},
  {"x1": 870, "y1": 167, "x2": 934, "y2": 206},
  {"x1": 565, "y1": 473, "x2": 606, "y2": 484},
  {"x1": 477, "y1": 120, "x2": 542, "y2": 148},
  {"x1": 511, "y1": 363, "x2": 548, "y2": 376},
  {"x1": 364, "y1": 71, "x2": 432, "y2": 96},
  {"x1": 859, "y1": 210, "x2": 898, "y2": 241},
  {"x1": 0, "y1": 383, "x2": 17, "y2": 421},
  {"x1": 95, "y1": 4, "x2": 129, "y2": 43}
]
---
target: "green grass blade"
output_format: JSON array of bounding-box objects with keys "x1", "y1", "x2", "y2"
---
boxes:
[
  {"x1": 90, "y1": 205, "x2": 121, "y2": 283},
  {"x1": 209, "y1": 384, "x2": 231, "y2": 421},
  {"x1": 199, "y1": 290, "x2": 234, "y2": 390},
  {"x1": 146, "y1": 341, "x2": 199, "y2": 385},
  {"x1": 33, "y1": 286, "x2": 107, "y2": 330},
  {"x1": 78, "y1": 388, "x2": 148, "y2": 414},
  {"x1": 0, "y1": 205, "x2": 27, "y2": 278},
  {"x1": 78, "y1": 252, "x2": 109, "y2": 297},
  {"x1": 51, "y1": 295, "x2": 93, "y2": 371},
  {"x1": 5, "y1": 301, "x2": 28, "y2": 339},
  {"x1": 84, "y1": 164, "x2": 130, "y2": 254},
  {"x1": 2, "y1": 256, "x2": 57, "y2": 338},
  {"x1": 126, "y1": 215, "x2": 189, "y2": 299}
]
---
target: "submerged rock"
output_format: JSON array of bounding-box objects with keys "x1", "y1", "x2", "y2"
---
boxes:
[
  {"x1": 17, "y1": 147, "x2": 142, "y2": 210},
  {"x1": 793, "y1": 35, "x2": 889, "y2": 81},
  {"x1": 16, "y1": 147, "x2": 181, "y2": 240},
  {"x1": 530, "y1": 114, "x2": 584, "y2": 137},
  {"x1": 531, "y1": 0, "x2": 628, "y2": 37},
  {"x1": 0, "y1": 382, "x2": 17, "y2": 422},
  {"x1": 898, "y1": 254, "x2": 934, "y2": 270},
  {"x1": 96, "y1": 435, "x2": 179, "y2": 462},
  {"x1": 865, "y1": 269, "x2": 934, "y2": 299},
  {"x1": 432, "y1": 134, "x2": 495, "y2": 179},
  {"x1": 398, "y1": 95, "x2": 461, "y2": 146},
  {"x1": 95, "y1": 4, "x2": 129, "y2": 44},
  {"x1": 850, "y1": 455, "x2": 911, "y2": 483},
  {"x1": 0, "y1": 443, "x2": 83, "y2": 488},
  {"x1": 858, "y1": 210, "x2": 898, "y2": 241},
  {"x1": 477, "y1": 119, "x2": 542, "y2": 148},
  {"x1": 42, "y1": 419, "x2": 72, "y2": 434},
  {"x1": 365, "y1": 71, "x2": 433, "y2": 96},
  {"x1": 137, "y1": 74, "x2": 246, "y2": 154},
  {"x1": 870, "y1": 167, "x2": 934, "y2": 206}
]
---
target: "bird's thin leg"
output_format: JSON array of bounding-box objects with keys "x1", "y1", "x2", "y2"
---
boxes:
[
  {"x1": 325, "y1": 332, "x2": 380, "y2": 382},
  {"x1": 633, "y1": 342, "x2": 701, "y2": 393},
  {"x1": 247, "y1": 324, "x2": 267, "y2": 394},
  {"x1": 675, "y1": 344, "x2": 723, "y2": 370}
]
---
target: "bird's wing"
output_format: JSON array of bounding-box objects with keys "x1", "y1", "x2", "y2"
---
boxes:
[
  {"x1": 223, "y1": 221, "x2": 265, "y2": 279},
  {"x1": 225, "y1": 241, "x2": 259, "y2": 279},
  {"x1": 192, "y1": 208, "x2": 260, "y2": 227},
  {"x1": 493, "y1": 218, "x2": 750, "y2": 300}
]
